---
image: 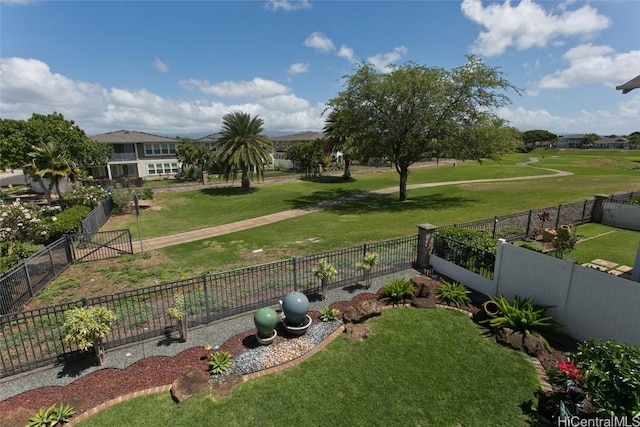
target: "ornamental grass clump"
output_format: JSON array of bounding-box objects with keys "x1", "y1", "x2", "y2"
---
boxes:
[
  {"x1": 381, "y1": 277, "x2": 413, "y2": 304},
  {"x1": 319, "y1": 307, "x2": 340, "y2": 322},
  {"x1": 436, "y1": 281, "x2": 472, "y2": 307},
  {"x1": 484, "y1": 295, "x2": 556, "y2": 344}
]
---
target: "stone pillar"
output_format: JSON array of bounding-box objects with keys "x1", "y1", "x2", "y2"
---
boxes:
[
  {"x1": 591, "y1": 194, "x2": 608, "y2": 224},
  {"x1": 416, "y1": 224, "x2": 438, "y2": 271}
]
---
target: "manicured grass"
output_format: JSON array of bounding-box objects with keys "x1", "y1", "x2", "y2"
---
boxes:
[
  {"x1": 76, "y1": 308, "x2": 540, "y2": 427},
  {"x1": 568, "y1": 223, "x2": 640, "y2": 266}
]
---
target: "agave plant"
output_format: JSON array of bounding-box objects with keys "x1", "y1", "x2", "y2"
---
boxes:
[
  {"x1": 485, "y1": 295, "x2": 556, "y2": 338},
  {"x1": 436, "y1": 281, "x2": 472, "y2": 307},
  {"x1": 208, "y1": 350, "x2": 233, "y2": 374},
  {"x1": 27, "y1": 402, "x2": 75, "y2": 427},
  {"x1": 381, "y1": 277, "x2": 413, "y2": 304}
]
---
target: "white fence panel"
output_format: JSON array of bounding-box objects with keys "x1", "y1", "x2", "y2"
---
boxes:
[
  {"x1": 495, "y1": 244, "x2": 573, "y2": 316},
  {"x1": 562, "y1": 266, "x2": 640, "y2": 345},
  {"x1": 602, "y1": 201, "x2": 640, "y2": 231},
  {"x1": 430, "y1": 255, "x2": 494, "y2": 295}
]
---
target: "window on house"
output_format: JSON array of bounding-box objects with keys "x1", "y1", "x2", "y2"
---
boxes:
[
  {"x1": 147, "y1": 163, "x2": 179, "y2": 175},
  {"x1": 144, "y1": 143, "x2": 177, "y2": 156}
]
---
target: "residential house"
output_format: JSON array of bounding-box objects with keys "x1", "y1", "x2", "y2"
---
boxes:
[
  {"x1": 90, "y1": 130, "x2": 181, "y2": 180},
  {"x1": 192, "y1": 133, "x2": 222, "y2": 151},
  {"x1": 270, "y1": 131, "x2": 324, "y2": 169},
  {"x1": 592, "y1": 135, "x2": 630, "y2": 149},
  {"x1": 555, "y1": 134, "x2": 586, "y2": 149}
]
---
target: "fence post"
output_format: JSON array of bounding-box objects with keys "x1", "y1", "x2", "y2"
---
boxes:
[
  {"x1": 416, "y1": 224, "x2": 437, "y2": 271},
  {"x1": 24, "y1": 262, "x2": 34, "y2": 298},
  {"x1": 292, "y1": 257, "x2": 298, "y2": 291},
  {"x1": 591, "y1": 194, "x2": 608, "y2": 224},
  {"x1": 581, "y1": 200, "x2": 588, "y2": 224},
  {"x1": 64, "y1": 234, "x2": 74, "y2": 263},
  {"x1": 525, "y1": 210, "x2": 532, "y2": 238},
  {"x1": 127, "y1": 230, "x2": 134, "y2": 254},
  {"x1": 492, "y1": 216, "x2": 498, "y2": 239},
  {"x1": 202, "y1": 274, "x2": 211, "y2": 323},
  {"x1": 554, "y1": 205, "x2": 562, "y2": 229}
]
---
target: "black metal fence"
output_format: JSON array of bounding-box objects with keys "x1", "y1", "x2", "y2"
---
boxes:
[
  {"x1": 0, "y1": 235, "x2": 417, "y2": 378},
  {"x1": 0, "y1": 230, "x2": 133, "y2": 316},
  {"x1": 432, "y1": 234, "x2": 495, "y2": 279},
  {"x1": 81, "y1": 197, "x2": 113, "y2": 238}
]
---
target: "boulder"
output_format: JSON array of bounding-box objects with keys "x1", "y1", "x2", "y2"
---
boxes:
[
  {"x1": 345, "y1": 323, "x2": 372, "y2": 341},
  {"x1": 542, "y1": 228, "x2": 557, "y2": 242},
  {"x1": 411, "y1": 298, "x2": 436, "y2": 309},
  {"x1": 410, "y1": 276, "x2": 432, "y2": 298},
  {"x1": 494, "y1": 328, "x2": 549, "y2": 357},
  {"x1": 170, "y1": 365, "x2": 210, "y2": 403},
  {"x1": 342, "y1": 300, "x2": 381, "y2": 324}
]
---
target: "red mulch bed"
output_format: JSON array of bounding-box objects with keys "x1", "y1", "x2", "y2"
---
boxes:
[{"x1": 0, "y1": 277, "x2": 574, "y2": 426}]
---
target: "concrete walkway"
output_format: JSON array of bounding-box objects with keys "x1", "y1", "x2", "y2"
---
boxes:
[{"x1": 134, "y1": 160, "x2": 572, "y2": 252}]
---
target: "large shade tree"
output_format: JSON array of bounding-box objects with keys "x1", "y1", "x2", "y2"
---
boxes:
[
  {"x1": 285, "y1": 139, "x2": 325, "y2": 176},
  {"x1": 216, "y1": 112, "x2": 272, "y2": 191},
  {"x1": 326, "y1": 56, "x2": 521, "y2": 201}
]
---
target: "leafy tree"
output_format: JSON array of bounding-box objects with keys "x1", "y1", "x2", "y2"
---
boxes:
[
  {"x1": 0, "y1": 118, "x2": 30, "y2": 171},
  {"x1": 176, "y1": 138, "x2": 215, "y2": 183},
  {"x1": 327, "y1": 56, "x2": 519, "y2": 201},
  {"x1": 583, "y1": 133, "x2": 600, "y2": 147},
  {"x1": 217, "y1": 112, "x2": 272, "y2": 191},
  {"x1": 285, "y1": 139, "x2": 325, "y2": 176},
  {"x1": 626, "y1": 132, "x2": 640, "y2": 149},
  {"x1": 521, "y1": 129, "x2": 557, "y2": 149}
]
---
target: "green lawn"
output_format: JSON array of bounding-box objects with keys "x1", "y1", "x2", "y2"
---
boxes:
[
  {"x1": 568, "y1": 223, "x2": 640, "y2": 266},
  {"x1": 76, "y1": 308, "x2": 540, "y2": 427}
]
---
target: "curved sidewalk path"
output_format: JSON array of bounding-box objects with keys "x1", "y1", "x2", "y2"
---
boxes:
[{"x1": 135, "y1": 160, "x2": 571, "y2": 253}]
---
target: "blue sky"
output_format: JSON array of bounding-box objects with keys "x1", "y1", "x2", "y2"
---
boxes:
[{"x1": 1, "y1": 0, "x2": 639, "y2": 137}]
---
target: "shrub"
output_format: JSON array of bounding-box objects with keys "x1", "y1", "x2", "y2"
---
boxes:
[
  {"x1": 436, "y1": 281, "x2": 471, "y2": 307},
  {"x1": 0, "y1": 199, "x2": 49, "y2": 243},
  {"x1": 208, "y1": 351, "x2": 233, "y2": 374},
  {"x1": 46, "y1": 205, "x2": 91, "y2": 242},
  {"x1": 167, "y1": 293, "x2": 185, "y2": 320},
  {"x1": 27, "y1": 402, "x2": 75, "y2": 427},
  {"x1": 110, "y1": 189, "x2": 133, "y2": 214},
  {"x1": 319, "y1": 307, "x2": 340, "y2": 322},
  {"x1": 485, "y1": 295, "x2": 556, "y2": 340},
  {"x1": 134, "y1": 187, "x2": 154, "y2": 200},
  {"x1": 516, "y1": 241, "x2": 544, "y2": 253},
  {"x1": 0, "y1": 241, "x2": 41, "y2": 272},
  {"x1": 572, "y1": 339, "x2": 640, "y2": 417},
  {"x1": 61, "y1": 186, "x2": 110, "y2": 208},
  {"x1": 438, "y1": 228, "x2": 497, "y2": 253},
  {"x1": 435, "y1": 228, "x2": 497, "y2": 272},
  {"x1": 381, "y1": 277, "x2": 413, "y2": 303},
  {"x1": 63, "y1": 306, "x2": 116, "y2": 351}
]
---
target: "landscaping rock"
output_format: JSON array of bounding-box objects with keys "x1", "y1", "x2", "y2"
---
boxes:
[
  {"x1": 210, "y1": 374, "x2": 243, "y2": 398},
  {"x1": 410, "y1": 276, "x2": 432, "y2": 298},
  {"x1": 170, "y1": 365, "x2": 210, "y2": 403},
  {"x1": 494, "y1": 328, "x2": 549, "y2": 357},
  {"x1": 542, "y1": 228, "x2": 557, "y2": 242},
  {"x1": 411, "y1": 297, "x2": 436, "y2": 309},
  {"x1": 345, "y1": 323, "x2": 372, "y2": 341},
  {"x1": 342, "y1": 300, "x2": 381, "y2": 324}
]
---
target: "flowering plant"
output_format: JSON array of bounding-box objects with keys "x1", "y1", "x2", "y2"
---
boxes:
[
  {"x1": 558, "y1": 360, "x2": 583, "y2": 381},
  {"x1": 537, "y1": 211, "x2": 550, "y2": 223}
]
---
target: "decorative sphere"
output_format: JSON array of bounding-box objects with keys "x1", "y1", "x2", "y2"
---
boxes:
[
  {"x1": 254, "y1": 307, "x2": 278, "y2": 338},
  {"x1": 282, "y1": 291, "x2": 309, "y2": 326}
]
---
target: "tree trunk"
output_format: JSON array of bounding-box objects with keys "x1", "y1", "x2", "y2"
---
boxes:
[
  {"x1": 343, "y1": 156, "x2": 351, "y2": 180},
  {"x1": 179, "y1": 316, "x2": 188, "y2": 342},
  {"x1": 398, "y1": 165, "x2": 408, "y2": 202},
  {"x1": 35, "y1": 175, "x2": 53, "y2": 205},
  {"x1": 321, "y1": 278, "x2": 328, "y2": 300},
  {"x1": 93, "y1": 340, "x2": 105, "y2": 366},
  {"x1": 241, "y1": 167, "x2": 250, "y2": 191}
]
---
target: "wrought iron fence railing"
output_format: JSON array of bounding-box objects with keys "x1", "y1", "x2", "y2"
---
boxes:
[
  {"x1": 0, "y1": 235, "x2": 418, "y2": 378},
  {"x1": 432, "y1": 234, "x2": 496, "y2": 280}
]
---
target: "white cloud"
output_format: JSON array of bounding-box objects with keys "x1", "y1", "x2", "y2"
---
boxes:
[
  {"x1": 304, "y1": 32, "x2": 335, "y2": 53},
  {"x1": 461, "y1": 0, "x2": 610, "y2": 57},
  {"x1": 537, "y1": 45, "x2": 640, "y2": 90},
  {"x1": 0, "y1": 57, "x2": 325, "y2": 135},
  {"x1": 499, "y1": 95, "x2": 640, "y2": 135},
  {"x1": 265, "y1": 0, "x2": 311, "y2": 12},
  {"x1": 338, "y1": 45, "x2": 356, "y2": 63},
  {"x1": 287, "y1": 62, "x2": 309, "y2": 75},
  {"x1": 153, "y1": 58, "x2": 169, "y2": 73},
  {"x1": 367, "y1": 46, "x2": 408, "y2": 72},
  {"x1": 179, "y1": 77, "x2": 290, "y2": 98}
]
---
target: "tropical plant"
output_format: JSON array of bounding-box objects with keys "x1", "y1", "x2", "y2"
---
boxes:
[
  {"x1": 216, "y1": 112, "x2": 272, "y2": 191},
  {"x1": 436, "y1": 281, "x2": 472, "y2": 307},
  {"x1": 27, "y1": 141, "x2": 78, "y2": 205},
  {"x1": 484, "y1": 295, "x2": 556, "y2": 340},
  {"x1": 355, "y1": 252, "x2": 379, "y2": 288},
  {"x1": 550, "y1": 226, "x2": 578, "y2": 259},
  {"x1": 571, "y1": 339, "x2": 640, "y2": 417},
  {"x1": 319, "y1": 307, "x2": 340, "y2": 322},
  {"x1": 167, "y1": 293, "x2": 185, "y2": 321},
  {"x1": 61, "y1": 185, "x2": 110, "y2": 208},
  {"x1": 208, "y1": 350, "x2": 233, "y2": 374},
  {"x1": 27, "y1": 402, "x2": 75, "y2": 427},
  {"x1": 381, "y1": 277, "x2": 413, "y2": 304},
  {"x1": 312, "y1": 258, "x2": 337, "y2": 300},
  {"x1": 63, "y1": 306, "x2": 116, "y2": 365}
]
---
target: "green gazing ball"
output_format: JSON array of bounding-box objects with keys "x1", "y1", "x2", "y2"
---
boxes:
[{"x1": 254, "y1": 307, "x2": 278, "y2": 338}]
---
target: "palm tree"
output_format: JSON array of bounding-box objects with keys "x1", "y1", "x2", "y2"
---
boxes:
[
  {"x1": 323, "y1": 109, "x2": 355, "y2": 180},
  {"x1": 217, "y1": 112, "x2": 272, "y2": 191},
  {"x1": 27, "y1": 141, "x2": 76, "y2": 204}
]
